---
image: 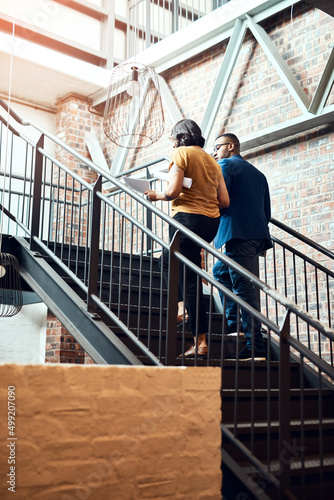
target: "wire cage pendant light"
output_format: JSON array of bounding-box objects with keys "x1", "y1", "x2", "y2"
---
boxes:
[
  {"x1": 0, "y1": 253, "x2": 23, "y2": 317},
  {"x1": 103, "y1": 61, "x2": 165, "y2": 148}
]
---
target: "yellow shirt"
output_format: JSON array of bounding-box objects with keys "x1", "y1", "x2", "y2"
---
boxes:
[{"x1": 169, "y1": 146, "x2": 222, "y2": 218}]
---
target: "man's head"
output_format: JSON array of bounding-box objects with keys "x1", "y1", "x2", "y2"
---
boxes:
[{"x1": 213, "y1": 133, "x2": 240, "y2": 160}]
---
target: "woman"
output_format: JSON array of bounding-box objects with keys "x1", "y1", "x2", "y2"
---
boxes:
[{"x1": 145, "y1": 119, "x2": 229, "y2": 358}]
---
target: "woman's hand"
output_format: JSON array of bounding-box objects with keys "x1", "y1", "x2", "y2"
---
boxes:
[
  {"x1": 145, "y1": 164, "x2": 184, "y2": 202},
  {"x1": 145, "y1": 190, "x2": 164, "y2": 201}
]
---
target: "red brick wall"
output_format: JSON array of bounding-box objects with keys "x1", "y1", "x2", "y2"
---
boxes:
[
  {"x1": 46, "y1": 3, "x2": 333, "y2": 362},
  {"x1": 45, "y1": 95, "x2": 103, "y2": 364}
]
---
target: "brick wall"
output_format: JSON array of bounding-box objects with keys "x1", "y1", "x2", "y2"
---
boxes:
[
  {"x1": 0, "y1": 365, "x2": 221, "y2": 499},
  {"x1": 46, "y1": 3, "x2": 333, "y2": 361},
  {"x1": 45, "y1": 95, "x2": 104, "y2": 364}
]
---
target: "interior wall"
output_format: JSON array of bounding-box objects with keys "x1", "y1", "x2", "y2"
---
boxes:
[
  {"x1": 0, "y1": 365, "x2": 222, "y2": 499},
  {"x1": 0, "y1": 303, "x2": 47, "y2": 364}
]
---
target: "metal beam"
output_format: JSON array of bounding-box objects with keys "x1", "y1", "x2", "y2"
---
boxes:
[
  {"x1": 240, "y1": 105, "x2": 334, "y2": 152},
  {"x1": 158, "y1": 75, "x2": 184, "y2": 125},
  {"x1": 91, "y1": 0, "x2": 298, "y2": 106},
  {"x1": 246, "y1": 14, "x2": 310, "y2": 113},
  {"x1": 13, "y1": 236, "x2": 142, "y2": 365},
  {"x1": 308, "y1": 46, "x2": 334, "y2": 115},
  {"x1": 201, "y1": 18, "x2": 247, "y2": 142}
]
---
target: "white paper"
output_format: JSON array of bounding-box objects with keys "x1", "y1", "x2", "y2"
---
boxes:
[
  {"x1": 122, "y1": 176, "x2": 151, "y2": 194},
  {"x1": 154, "y1": 171, "x2": 192, "y2": 188}
]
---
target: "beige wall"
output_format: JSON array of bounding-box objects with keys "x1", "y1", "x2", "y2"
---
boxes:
[{"x1": 0, "y1": 365, "x2": 222, "y2": 499}]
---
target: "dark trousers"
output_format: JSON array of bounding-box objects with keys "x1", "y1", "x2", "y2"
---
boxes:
[
  {"x1": 213, "y1": 238, "x2": 267, "y2": 351},
  {"x1": 163, "y1": 212, "x2": 220, "y2": 337}
]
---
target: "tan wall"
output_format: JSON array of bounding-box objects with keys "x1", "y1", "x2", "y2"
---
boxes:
[{"x1": 0, "y1": 365, "x2": 222, "y2": 500}]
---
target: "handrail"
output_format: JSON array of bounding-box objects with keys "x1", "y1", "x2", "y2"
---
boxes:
[
  {"x1": 271, "y1": 235, "x2": 334, "y2": 278},
  {"x1": 270, "y1": 217, "x2": 334, "y2": 261},
  {"x1": 1, "y1": 97, "x2": 334, "y2": 499},
  {"x1": 1, "y1": 96, "x2": 333, "y2": 342}
]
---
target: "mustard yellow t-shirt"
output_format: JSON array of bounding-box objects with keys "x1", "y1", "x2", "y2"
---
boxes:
[{"x1": 169, "y1": 146, "x2": 222, "y2": 218}]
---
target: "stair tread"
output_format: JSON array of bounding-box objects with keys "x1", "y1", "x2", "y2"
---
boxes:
[
  {"x1": 221, "y1": 388, "x2": 333, "y2": 395},
  {"x1": 224, "y1": 417, "x2": 334, "y2": 430},
  {"x1": 243, "y1": 453, "x2": 334, "y2": 475}
]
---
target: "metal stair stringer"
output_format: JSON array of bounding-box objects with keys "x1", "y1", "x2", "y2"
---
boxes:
[{"x1": 10, "y1": 236, "x2": 143, "y2": 366}]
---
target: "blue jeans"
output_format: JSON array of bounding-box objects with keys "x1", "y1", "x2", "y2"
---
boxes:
[{"x1": 213, "y1": 239, "x2": 267, "y2": 352}]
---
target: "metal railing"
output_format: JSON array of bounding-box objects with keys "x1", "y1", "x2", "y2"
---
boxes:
[
  {"x1": 0, "y1": 97, "x2": 333, "y2": 498},
  {"x1": 127, "y1": 0, "x2": 231, "y2": 57}
]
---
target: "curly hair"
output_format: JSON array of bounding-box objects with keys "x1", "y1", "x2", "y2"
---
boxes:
[{"x1": 171, "y1": 119, "x2": 205, "y2": 148}]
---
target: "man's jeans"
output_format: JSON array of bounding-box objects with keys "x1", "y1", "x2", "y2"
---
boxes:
[{"x1": 213, "y1": 239, "x2": 267, "y2": 352}]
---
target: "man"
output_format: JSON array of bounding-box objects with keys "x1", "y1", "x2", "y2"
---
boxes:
[{"x1": 212, "y1": 133, "x2": 272, "y2": 361}]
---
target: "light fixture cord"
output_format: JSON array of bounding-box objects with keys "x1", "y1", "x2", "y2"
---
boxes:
[{"x1": 0, "y1": 0, "x2": 16, "y2": 254}]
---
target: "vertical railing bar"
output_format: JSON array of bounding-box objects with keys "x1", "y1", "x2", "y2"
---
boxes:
[
  {"x1": 136, "y1": 231, "x2": 145, "y2": 338},
  {"x1": 21, "y1": 142, "x2": 29, "y2": 224},
  {"x1": 68, "y1": 177, "x2": 75, "y2": 270},
  {"x1": 293, "y1": 253, "x2": 300, "y2": 341},
  {"x1": 47, "y1": 161, "x2": 54, "y2": 247},
  {"x1": 299, "y1": 354, "x2": 306, "y2": 499},
  {"x1": 39, "y1": 156, "x2": 46, "y2": 240},
  {"x1": 126, "y1": 224, "x2": 134, "y2": 327},
  {"x1": 54, "y1": 167, "x2": 61, "y2": 254},
  {"x1": 233, "y1": 305, "x2": 241, "y2": 435},
  {"x1": 108, "y1": 209, "x2": 116, "y2": 309},
  {"x1": 147, "y1": 240, "x2": 154, "y2": 350},
  {"x1": 278, "y1": 310, "x2": 291, "y2": 498},
  {"x1": 118, "y1": 215, "x2": 125, "y2": 319},
  {"x1": 158, "y1": 246, "x2": 165, "y2": 361},
  {"x1": 87, "y1": 176, "x2": 102, "y2": 312},
  {"x1": 30, "y1": 134, "x2": 44, "y2": 251},
  {"x1": 7, "y1": 133, "x2": 14, "y2": 215},
  {"x1": 60, "y1": 171, "x2": 68, "y2": 262},
  {"x1": 179, "y1": 262, "x2": 187, "y2": 363},
  {"x1": 272, "y1": 242, "x2": 279, "y2": 323},
  {"x1": 83, "y1": 189, "x2": 91, "y2": 287},
  {"x1": 303, "y1": 260, "x2": 311, "y2": 349},
  {"x1": 318, "y1": 370, "x2": 324, "y2": 499},
  {"x1": 250, "y1": 317, "x2": 255, "y2": 453},
  {"x1": 98, "y1": 203, "x2": 107, "y2": 301},
  {"x1": 207, "y1": 284, "x2": 214, "y2": 367},
  {"x1": 266, "y1": 328, "x2": 272, "y2": 471},
  {"x1": 75, "y1": 183, "x2": 83, "y2": 277},
  {"x1": 165, "y1": 230, "x2": 179, "y2": 365}
]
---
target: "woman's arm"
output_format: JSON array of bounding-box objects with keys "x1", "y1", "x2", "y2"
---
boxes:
[
  {"x1": 145, "y1": 164, "x2": 184, "y2": 201},
  {"x1": 217, "y1": 175, "x2": 230, "y2": 209}
]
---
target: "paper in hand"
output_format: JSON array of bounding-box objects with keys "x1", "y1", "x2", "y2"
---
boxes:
[{"x1": 122, "y1": 176, "x2": 151, "y2": 194}]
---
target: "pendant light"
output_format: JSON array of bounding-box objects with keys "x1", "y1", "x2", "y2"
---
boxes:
[
  {"x1": 0, "y1": 1, "x2": 23, "y2": 317},
  {"x1": 103, "y1": 1, "x2": 165, "y2": 149}
]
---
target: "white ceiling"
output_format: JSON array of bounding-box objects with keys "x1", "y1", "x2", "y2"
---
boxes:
[{"x1": 0, "y1": 33, "x2": 110, "y2": 112}]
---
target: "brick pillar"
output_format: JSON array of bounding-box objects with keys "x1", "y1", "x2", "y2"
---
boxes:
[{"x1": 45, "y1": 95, "x2": 104, "y2": 365}]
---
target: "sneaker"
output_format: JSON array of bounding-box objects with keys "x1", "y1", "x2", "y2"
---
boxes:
[{"x1": 226, "y1": 346, "x2": 266, "y2": 361}]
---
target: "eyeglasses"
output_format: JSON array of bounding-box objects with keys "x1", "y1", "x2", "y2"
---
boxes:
[{"x1": 213, "y1": 142, "x2": 230, "y2": 152}]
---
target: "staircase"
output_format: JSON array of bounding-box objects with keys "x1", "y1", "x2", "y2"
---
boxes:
[
  {"x1": 220, "y1": 353, "x2": 334, "y2": 499},
  {"x1": 1, "y1": 98, "x2": 334, "y2": 499}
]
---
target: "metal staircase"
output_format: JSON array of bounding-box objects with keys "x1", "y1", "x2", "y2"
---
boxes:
[{"x1": 1, "y1": 98, "x2": 334, "y2": 499}]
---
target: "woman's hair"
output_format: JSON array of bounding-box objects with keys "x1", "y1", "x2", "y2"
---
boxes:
[{"x1": 171, "y1": 119, "x2": 205, "y2": 148}]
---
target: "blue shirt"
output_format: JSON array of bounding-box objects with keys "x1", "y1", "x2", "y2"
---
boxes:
[{"x1": 214, "y1": 154, "x2": 272, "y2": 249}]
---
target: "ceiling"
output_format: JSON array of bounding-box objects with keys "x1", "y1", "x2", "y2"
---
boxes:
[
  {"x1": 0, "y1": 35, "x2": 110, "y2": 113},
  {"x1": 0, "y1": 0, "x2": 333, "y2": 114}
]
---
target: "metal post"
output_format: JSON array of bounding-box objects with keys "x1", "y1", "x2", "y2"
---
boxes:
[
  {"x1": 145, "y1": 167, "x2": 152, "y2": 254},
  {"x1": 165, "y1": 231, "x2": 180, "y2": 365},
  {"x1": 278, "y1": 310, "x2": 292, "y2": 499},
  {"x1": 87, "y1": 176, "x2": 102, "y2": 312},
  {"x1": 30, "y1": 134, "x2": 44, "y2": 252}
]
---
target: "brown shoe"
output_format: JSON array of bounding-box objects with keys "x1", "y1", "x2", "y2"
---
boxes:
[{"x1": 178, "y1": 344, "x2": 208, "y2": 358}]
